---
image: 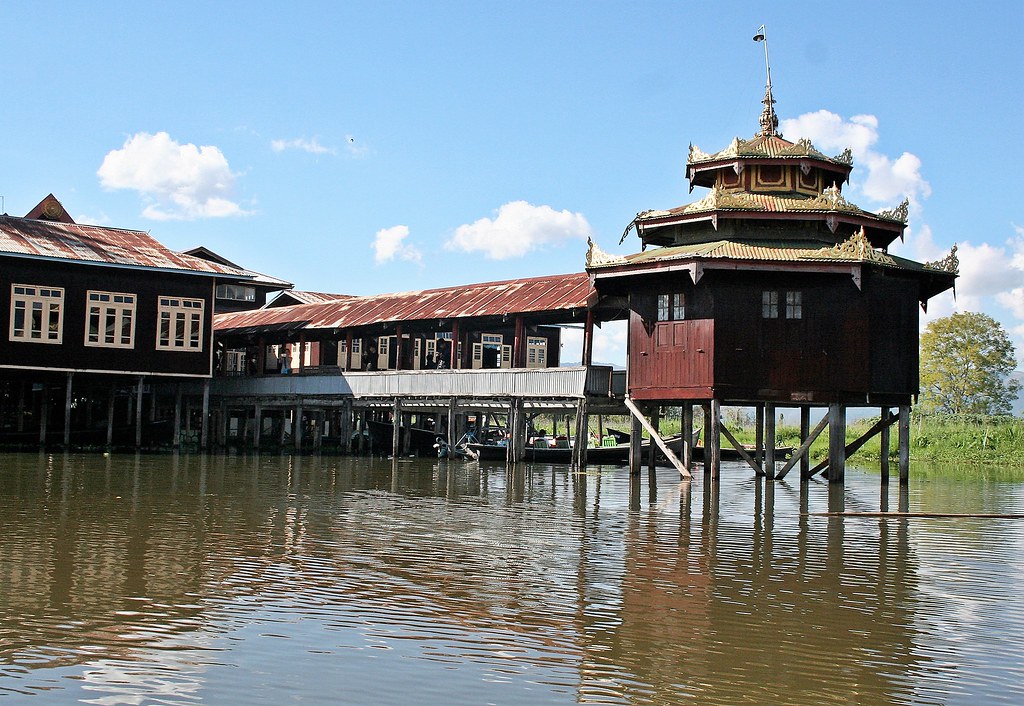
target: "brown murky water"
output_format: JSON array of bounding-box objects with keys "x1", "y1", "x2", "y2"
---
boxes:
[{"x1": 0, "y1": 452, "x2": 1021, "y2": 705}]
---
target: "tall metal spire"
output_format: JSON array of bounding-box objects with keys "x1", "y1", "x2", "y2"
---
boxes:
[{"x1": 753, "y1": 25, "x2": 780, "y2": 137}]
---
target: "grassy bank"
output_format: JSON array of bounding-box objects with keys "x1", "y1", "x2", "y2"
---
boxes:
[{"x1": 541, "y1": 411, "x2": 1024, "y2": 469}]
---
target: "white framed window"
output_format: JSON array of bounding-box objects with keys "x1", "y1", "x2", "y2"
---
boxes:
[
  {"x1": 85, "y1": 291, "x2": 135, "y2": 348},
  {"x1": 761, "y1": 291, "x2": 779, "y2": 319},
  {"x1": 215, "y1": 284, "x2": 256, "y2": 302},
  {"x1": 657, "y1": 293, "x2": 685, "y2": 321},
  {"x1": 157, "y1": 297, "x2": 204, "y2": 351},
  {"x1": 10, "y1": 284, "x2": 64, "y2": 344},
  {"x1": 785, "y1": 291, "x2": 803, "y2": 319},
  {"x1": 481, "y1": 333, "x2": 503, "y2": 345},
  {"x1": 526, "y1": 336, "x2": 548, "y2": 369},
  {"x1": 226, "y1": 348, "x2": 247, "y2": 374}
]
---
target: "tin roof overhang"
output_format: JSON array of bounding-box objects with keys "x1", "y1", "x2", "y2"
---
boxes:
[{"x1": 215, "y1": 272, "x2": 596, "y2": 336}]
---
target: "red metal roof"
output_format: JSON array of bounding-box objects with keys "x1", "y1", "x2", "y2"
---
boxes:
[
  {"x1": 0, "y1": 215, "x2": 249, "y2": 277},
  {"x1": 216, "y1": 272, "x2": 594, "y2": 334}
]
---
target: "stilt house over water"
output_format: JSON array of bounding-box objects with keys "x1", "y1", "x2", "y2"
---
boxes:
[
  {"x1": 0, "y1": 195, "x2": 262, "y2": 448},
  {"x1": 586, "y1": 77, "x2": 959, "y2": 482}
]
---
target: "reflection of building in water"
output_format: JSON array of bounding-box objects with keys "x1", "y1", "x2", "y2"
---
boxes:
[
  {"x1": 1, "y1": 452, "x2": 932, "y2": 704},
  {"x1": 575, "y1": 475, "x2": 925, "y2": 704}
]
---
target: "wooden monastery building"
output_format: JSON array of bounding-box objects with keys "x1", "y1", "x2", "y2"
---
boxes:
[
  {"x1": 0, "y1": 65, "x2": 957, "y2": 486},
  {"x1": 586, "y1": 76, "x2": 958, "y2": 481},
  {"x1": 0, "y1": 195, "x2": 290, "y2": 448}
]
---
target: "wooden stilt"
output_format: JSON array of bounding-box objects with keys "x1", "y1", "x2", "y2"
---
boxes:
[
  {"x1": 106, "y1": 385, "x2": 116, "y2": 449},
  {"x1": 314, "y1": 410, "x2": 323, "y2": 451},
  {"x1": 63, "y1": 372, "x2": 73, "y2": 449},
  {"x1": 392, "y1": 399, "x2": 401, "y2": 457},
  {"x1": 880, "y1": 407, "x2": 891, "y2": 483},
  {"x1": 682, "y1": 403, "x2": 693, "y2": 473},
  {"x1": 647, "y1": 407, "x2": 660, "y2": 473},
  {"x1": 357, "y1": 409, "x2": 367, "y2": 454},
  {"x1": 811, "y1": 413, "x2": 897, "y2": 478},
  {"x1": 135, "y1": 377, "x2": 144, "y2": 449},
  {"x1": 629, "y1": 408, "x2": 643, "y2": 476},
  {"x1": 764, "y1": 403, "x2": 776, "y2": 479},
  {"x1": 573, "y1": 398, "x2": 589, "y2": 469},
  {"x1": 708, "y1": 399, "x2": 721, "y2": 478},
  {"x1": 254, "y1": 402, "x2": 263, "y2": 449},
  {"x1": 17, "y1": 382, "x2": 26, "y2": 433},
  {"x1": 201, "y1": 379, "x2": 211, "y2": 451},
  {"x1": 400, "y1": 409, "x2": 411, "y2": 455},
  {"x1": 341, "y1": 400, "x2": 353, "y2": 455},
  {"x1": 294, "y1": 402, "x2": 304, "y2": 451},
  {"x1": 774, "y1": 413, "x2": 829, "y2": 481},
  {"x1": 720, "y1": 422, "x2": 763, "y2": 475},
  {"x1": 38, "y1": 386, "x2": 48, "y2": 447},
  {"x1": 755, "y1": 404, "x2": 765, "y2": 466},
  {"x1": 173, "y1": 385, "x2": 182, "y2": 449},
  {"x1": 623, "y1": 397, "x2": 690, "y2": 479},
  {"x1": 828, "y1": 402, "x2": 846, "y2": 483},
  {"x1": 799, "y1": 407, "x2": 810, "y2": 479},
  {"x1": 506, "y1": 399, "x2": 516, "y2": 463},
  {"x1": 898, "y1": 405, "x2": 910, "y2": 484},
  {"x1": 447, "y1": 397, "x2": 457, "y2": 455}
]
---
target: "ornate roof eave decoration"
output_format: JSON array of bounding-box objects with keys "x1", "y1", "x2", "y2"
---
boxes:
[
  {"x1": 803, "y1": 228, "x2": 897, "y2": 266},
  {"x1": 925, "y1": 244, "x2": 959, "y2": 274},
  {"x1": 688, "y1": 137, "x2": 854, "y2": 170},
  {"x1": 833, "y1": 148, "x2": 854, "y2": 166},
  {"x1": 801, "y1": 185, "x2": 861, "y2": 214},
  {"x1": 587, "y1": 237, "x2": 628, "y2": 268},
  {"x1": 877, "y1": 198, "x2": 910, "y2": 224}
]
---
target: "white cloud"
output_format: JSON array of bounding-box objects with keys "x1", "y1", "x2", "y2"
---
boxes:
[
  {"x1": 372, "y1": 225, "x2": 422, "y2": 264},
  {"x1": 446, "y1": 201, "x2": 593, "y2": 260},
  {"x1": 271, "y1": 137, "x2": 337, "y2": 155},
  {"x1": 98, "y1": 132, "x2": 246, "y2": 220},
  {"x1": 780, "y1": 111, "x2": 930, "y2": 205}
]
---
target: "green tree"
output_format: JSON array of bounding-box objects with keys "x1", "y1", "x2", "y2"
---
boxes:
[{"x1": 919, "y1": 311, "x2": 1021, "y2": 415}]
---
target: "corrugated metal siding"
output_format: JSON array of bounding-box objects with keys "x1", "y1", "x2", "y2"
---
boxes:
[
  {"x1": 211, "y1": 367, "x2": 600, "y2": 400},
  {"x1": 215, "y1": 272, "x2": 593, "y2": 334}
]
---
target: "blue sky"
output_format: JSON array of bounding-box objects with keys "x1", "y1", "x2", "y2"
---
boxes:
[{"x1": 1, "y1": 1, "x2": 1022, "y2": 375}]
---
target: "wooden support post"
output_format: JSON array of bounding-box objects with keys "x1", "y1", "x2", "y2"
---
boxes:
[
  {"x1": 582, "y1": 309, "x2": 595, "y2": 366},
  {"x1": 341, "y1": 400, "x2": 353, "y2": 454},
  {"x1": 682, "y1": 403, "x2": 694, "y2": 473},
  {"x1": 800, "y1": 407, "x2": 810, "y2": 478},
  {"x1": 357, "y1": 409, "x2": 367, "y2": 454},
  {"x1": 254, "y1": 402, "x2": 263, "y2": 449},
  {"x1": 400, "y1": 410, "x2": 411, "y2": 455},
  {"x1": 314, "y1": 410, "x2": 323, "y2": 451},
  {"x1": 764, "y1": 403, "x2": 776, "y2": 479},
  {"x1": 279, "y1": 408, "x2": 289, "y2": 447},
  {"x1": 755, "y1": 404, "x2": 765, "y2": 466},
  {"x1": 201, "y1": 379, "x2": 211, "y2": 451},
  {"x1": 298, "y1": 334, "x2": 306, "y2": 373},
  {"x1": 720, "y1": 422, "x2": 763, "y2": 475},
  {"x1": 450, "y1": 322, "x2": 460, "y2": 369},
  {"x1": 506, "y1": 399, "x2": 517, "y2": 463},
  {"x1": 828, "y1": 403, "x2": 846, "y2": 483},
  {"x1": 173, "y1": 385, "x2": 183, "y2": 449},
  {"x1": 392, "y1": 399, "x2": 401, "y2": 457},
  {"x1": 708, "y1": 400, "x2": 721, "y2": 478},
  {"x1": 573, "y1": 398, "x2": 589, "y2": 469},
  {"x1": 514, "y1": 398, "x2": 528, "y2": 462},
  {"x1": 629, "y1": 409, "x2": 643, "y2": 476},
  {"x1": 623, "y1": 397, "x2": 690, "y2": 479},
  {"x1": 777, "y1": 413, "x2": 829, "y2": 481},
  {"x1": 880, "y1": 407, "x2": 891, "y2": 483},
  {"x1": 106, "y1": 385, "x2": 116, "y2": 449},
  {"x1": 448, "y1": 397, "x2": 457, "y2": 453},
  {"x1": 219, "y1": 400, "x2": 228, "y2": 447},
  {"x1": 17, "y1": 382, "x2": 26, "y2": 433},
  {"x1": 898, "y1": 405, "x2": 911, "y2": 484},
  {"x1": 38, "y1": 386, "x2": 48, "y2": 447},
  {"x1": 513, "y1": 316, "x2": 525, "y2": 368},
  {"x1": 647, "y1": 407, "x2": 660, "y2": 473},
  {"x1": 135, "y1": 376, "x2": 144, "y2": 450},
  {"x1": 63, "y1": 372, "x2": 73, "y2": 448},
  {"x1": 294, "y1": 402, "x2": 304, "y2": 451},
  {"x1": 257, "y1": 336, "x2": 266, "y2": 375}
]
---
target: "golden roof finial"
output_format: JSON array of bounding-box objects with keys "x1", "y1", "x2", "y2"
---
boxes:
[{"x1": 753, "y1": 25, "x2": 780, "y2": 138}]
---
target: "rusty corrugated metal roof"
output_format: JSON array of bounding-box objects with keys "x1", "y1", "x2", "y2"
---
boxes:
[
  {"x1": 0, "y1": 215, "x2": 250, "y2": 277},
  {"x1": 268, "y1": 291, "x2": 354, "y2": 306},
  {"x1": 216, "y1": 272, "x2": 594, "y2": 334}
]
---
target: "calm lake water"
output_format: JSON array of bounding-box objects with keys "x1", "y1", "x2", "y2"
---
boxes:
[{"x1": 0, "y1": 452, "x2": 1022, "y2": 705}]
